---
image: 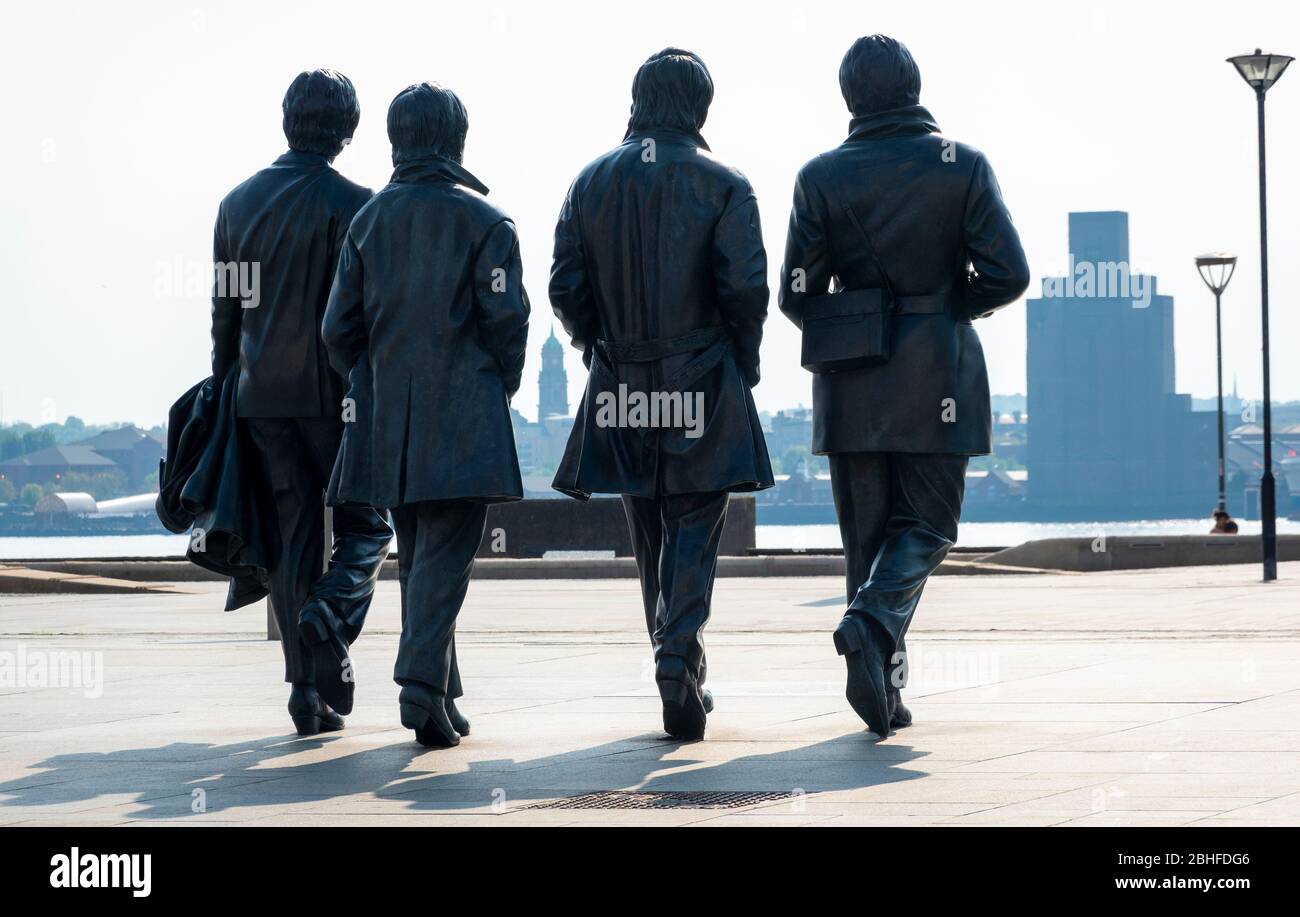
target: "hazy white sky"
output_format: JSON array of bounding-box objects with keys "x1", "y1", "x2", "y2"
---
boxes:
[{"x1": 1, "y1": 0, "x2": 1297, "y2": 427}]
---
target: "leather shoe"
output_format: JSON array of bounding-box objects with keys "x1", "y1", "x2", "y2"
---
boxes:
[
  {"x1": 446, "y1": 698, "x2": 470, "y2": 736},
  {"x1": 299, "y1": 599, "x2": 354, "y2": 716},
  {"x1": 889, "y1": 692, "x2": 913, "y2": 728},
  {"x1": 656, "y1": 655, "x2": 706, "y2": 741},
  {"x1": 833, "y1": 615, "x2": 891, "y2": 738},
  {"x1": 287, "y1": 684, "x2": 344, "y2": 736},
  {"x1": 399, "y1": 683, "x2": 459, "y2": 748}
]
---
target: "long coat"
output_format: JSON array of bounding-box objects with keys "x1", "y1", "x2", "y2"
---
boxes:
[
  {"x1": 779, "y1": 105, "x2": 1030, "y2": 456},
  {"x1": 549, "y1": 128, "x2": 774, "y2": 500},
  {"x1": 211, "y1": 150, "x2": 372, "y2": 418},
  {"x1": 321, "y1": 156, "x2": 529, "y2": 509},
  {"x1": 156, "y1": 371, "x2": 274, "y2": 611}
]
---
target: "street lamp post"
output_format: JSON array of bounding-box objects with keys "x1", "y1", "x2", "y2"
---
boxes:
[
  {"x1": 1195, "y1": 253, "x2": 1237, "y2": 515},
  {"x1": 1228, "y1": 49, "x2": 1293, "y2": 582}
]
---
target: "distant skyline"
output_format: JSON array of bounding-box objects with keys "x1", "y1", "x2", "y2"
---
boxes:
[{"x1": 2, "y1": 0, "x2": 1298, "y2": 427}]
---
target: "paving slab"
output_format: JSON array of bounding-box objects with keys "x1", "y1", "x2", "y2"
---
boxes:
[{"x1": 1, "y1": 562, "x2": 1298, "y2": 826}]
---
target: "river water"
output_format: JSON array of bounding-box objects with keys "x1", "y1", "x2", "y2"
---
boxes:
[{"x1": 2, "y1": 518, "x2": 1297, "y2": 560}]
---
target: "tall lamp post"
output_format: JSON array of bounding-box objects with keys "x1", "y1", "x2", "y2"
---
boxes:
[
  {"x1": 1195, "y1": 253, "x2": 1237, "y2": 515},
  {"x1": 1228, "y1": 49, "x2": 1293, "y2": 582}
]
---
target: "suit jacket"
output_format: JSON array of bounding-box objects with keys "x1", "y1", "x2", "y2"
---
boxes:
[
  {"x1": 321, "y1": 156, "x2": 529, "y2": 509},
  {"x1": 779, "y1": 105, "x2": 1030, "y2": 455},
  {"x1": 211, "y1": 150, "x2": 372, "y2": 418},
  {"x1": 549, "y1": 128, "x2": 774, "y2": 499}
]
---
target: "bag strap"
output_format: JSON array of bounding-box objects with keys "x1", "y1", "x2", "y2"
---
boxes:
[{"x1": 815, "y1": 153, "x2": 896, "y2": 305}]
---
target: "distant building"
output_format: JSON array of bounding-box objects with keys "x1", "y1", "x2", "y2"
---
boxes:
[
  {"x1": 0, "y1": 444, "x2": 118, "y2": 488},
  {"x1": 964, "y1": 469, "x2": 1027, "y2": 505},
  {"x1": 767, "y1": 408, "x2": 813, "y2": 456},
  {"x1": 1026, "y1": 212, "x2": 1216, "y2": 518},
  {"x1": 71, "y1": 425, "x2": 164, "y2": 487},
  {"x1": 1226, "y1": 422, "x2": 1300, "y2": 518},
  {"x1": 1192, "y1": 376, "x2": 1246, "y2": 417},
  {"x1": 0, "y1": 425, "x2": 163, "y2": 490},
  {"x1": 538, "y1": 327, "x2": 569, "y2": 421},
  {"x1": 767, "y1": 456, "x2": 833, "y2": 505},
  {"x1": 989, "y1": 411, "x2": 1028, "y2": 467},
  {"x1": 512, "y1": 331, "x2": 575, "y2": 477}
]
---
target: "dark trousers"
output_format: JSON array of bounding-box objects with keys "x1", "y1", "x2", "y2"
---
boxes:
[
  {"x1": 829, "y1": 453, "x2": 967, "y2": 692},
  {"x1": 390, "y1": 500, "x2": 487, "y2": 698},
  {"x1": 244, "y1": 417, "x2": 392, "y2": 684},
  {"x1": 621, "y1": 491, "x2": 729, "y2": 680}
]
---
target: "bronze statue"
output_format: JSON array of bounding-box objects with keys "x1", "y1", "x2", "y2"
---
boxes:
[
  {"x1": 550, "y1": 49, "x2": 773, "y2": 740},
  {"x1": 322, "y1": 82, "x2": 530, "y2": 747},
  {"x1": 779, "y1": 36, "x2": 1030, "y2": 738},
  {"x1": 209, "y1": 69, "x2": 392, "y2": 736}
]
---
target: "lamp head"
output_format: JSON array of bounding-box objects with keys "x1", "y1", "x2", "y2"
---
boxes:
[
  {"x1": 1195, "y1": 252, "x2": 1238, "y2": 295},
  {"x1": 1227, "y1": 49, "x2": 1293, "y2": 94}
]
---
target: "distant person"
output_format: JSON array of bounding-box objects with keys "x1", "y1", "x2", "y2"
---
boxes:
[
  {"x1": 779, "y1": 36, "x2": 1030, "y2": 738},
  {"x1": 211, "y1": 69, "x2": 392, "y2": 736},
  {"x1": 1211, "y1": 508, "x2": 1239, "y2": 534},
  {"x1": 322, "y1": 82, "x2": 530, "y2": 747},
  {"x1": 550, "y1": 49, "x2": 773, "y2": 740}
]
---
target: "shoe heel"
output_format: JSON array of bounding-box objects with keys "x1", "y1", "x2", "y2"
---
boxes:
[
  {"x1": 658, "y1": 679, "x2": 688, "y2": 707},
  {"x1": 399, "y1": 702, "x2": 430, "y2": 732},
  {"x1": 292, "y1": 714, "x2": 321, "y2": 736},
  {"x1": 833, "y1": 618, "x2": 863, "y2": 656}
]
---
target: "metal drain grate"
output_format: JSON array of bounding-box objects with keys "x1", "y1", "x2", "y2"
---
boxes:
[{"x1": 525, "y1": 790, "x2": 794, "y2": 810}]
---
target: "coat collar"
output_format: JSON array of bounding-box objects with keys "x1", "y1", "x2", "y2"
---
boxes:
[
  {"x1": 846, "y1": 104, "x2": 940, "y2": 141},
  {"x1": 273, "y1": 149, "x2": 334, "y2": 169},
  {"x1": 622, "y1": 126, "x2": 711, "y2": 152},
  {"x1": 390, "y1": 155, "x2": 489, "y2": 195}
]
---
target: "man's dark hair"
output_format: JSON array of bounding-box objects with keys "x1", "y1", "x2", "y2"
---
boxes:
[
  {"x1": 387, "y1": 82, "x2": 469, "y2": 164},
  {"x1": 628, "y1": 48, "x2": 714, "y2": 134},
  {"x1": 281, "y1": 69, "x2": 360, "y2": 160},
  {"x1": 839, "y1": 35, "x2": 922, "y2": 117}
]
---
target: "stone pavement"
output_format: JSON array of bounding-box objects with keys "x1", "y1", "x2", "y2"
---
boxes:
[{"x1": 1, "y1": 563, "x2": 1298, "y2": 826}]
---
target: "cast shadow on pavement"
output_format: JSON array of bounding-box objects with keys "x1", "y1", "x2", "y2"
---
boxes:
[{"x1": 0, "y1": 727, "x2": 927, "y2": 821}]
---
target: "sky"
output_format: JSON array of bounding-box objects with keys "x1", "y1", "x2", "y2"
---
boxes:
[{"x1": 1, "y1": 0, "x2": 1298, "y2": 427}]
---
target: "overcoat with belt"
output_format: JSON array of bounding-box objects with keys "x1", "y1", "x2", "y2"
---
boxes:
[
  {"x1": 549, "y1": 128, "x2": 774, "y2": 500},
  {"x1": 321, "y1": 156, "x2": 530, "y2": 509},
  {"x1": 778, "y1": 105, "x2": 1031, "y2": 456}
]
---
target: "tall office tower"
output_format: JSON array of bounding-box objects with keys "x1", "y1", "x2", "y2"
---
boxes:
[{"x1": 1026, "y1": 212, "x2": 1215, "y2": 518}]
